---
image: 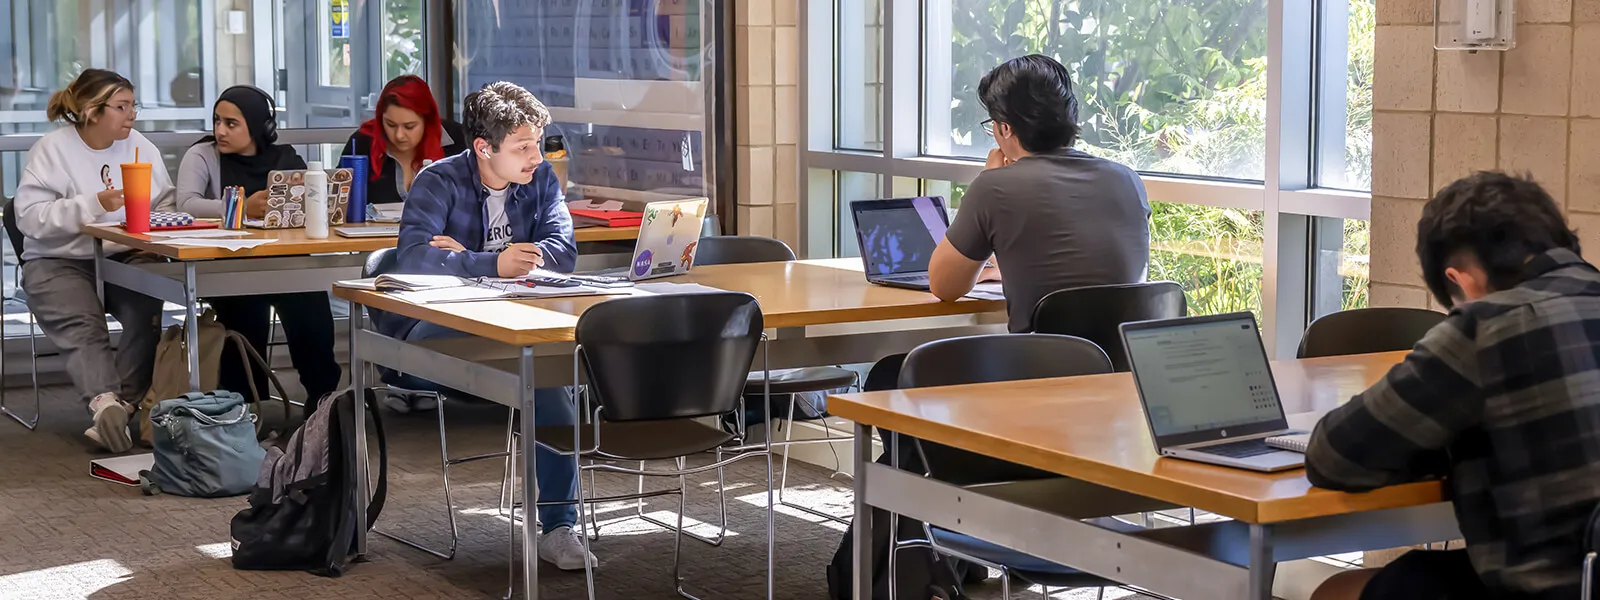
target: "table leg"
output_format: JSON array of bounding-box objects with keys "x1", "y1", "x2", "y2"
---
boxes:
[
  {"x1": 349, "y1": 306, "x2": 368, "y2": 557},
  {"x1": 183, "y1": 262, "x2": 201, "y2": 392},
  {"x1": 519, "y1": 346, "x2": 540, "y2": 600},
  {"x1": 92, "y1": 239, "x2": 105, "y2": 304},
  {"x1": 852, "y1": 423, "x2": 873, "y2": 600},
  {"x1": 1249, "y1": 524, "x2": 1276, "y2": 600}
]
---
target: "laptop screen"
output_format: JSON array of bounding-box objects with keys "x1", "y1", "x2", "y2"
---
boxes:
[
  {"x1": 1122, "y1": 313, "x2": 1288, "y2": 445},
  {"x1": 851, "y1": 197, "x2": 949, "y2": 276}
]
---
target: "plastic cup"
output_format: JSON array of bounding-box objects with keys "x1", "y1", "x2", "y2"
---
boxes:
[{"x1": 121, "y1": 162, "x2": 152, "y2": 233}]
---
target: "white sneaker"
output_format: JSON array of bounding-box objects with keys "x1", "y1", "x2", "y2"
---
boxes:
[
  {"x1": 537, "y1": 525, "x2": 598, "y2": 571},
  {"x1": 86, "y1": 392, "x2": 133, "y2": 453},
  {"x1": 380, "y1": 390, "x2": 413, "y2": 414},
  {"x1": 380, "y1": 391, "x2": 439, "y2": 414},
  {"x1": 408, "y1": 392, "x2": 439, "y2": 412}
]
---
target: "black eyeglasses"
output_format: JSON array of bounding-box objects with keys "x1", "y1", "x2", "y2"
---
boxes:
[{"x1": 980, "y1": 119, "x2": 996, "y2": 136}]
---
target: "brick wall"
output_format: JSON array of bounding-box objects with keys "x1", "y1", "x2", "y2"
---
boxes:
[
  {"x1": 733, "y1": 0, "x2": 800, "y2": 249},
  {"x1": 1371, "y1": 0, "x2": 1598, "y2": 307}
]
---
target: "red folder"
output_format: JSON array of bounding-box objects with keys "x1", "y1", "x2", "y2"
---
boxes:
[{"x1": 570, "y1": 209, "x2": 643, "y2": 228}]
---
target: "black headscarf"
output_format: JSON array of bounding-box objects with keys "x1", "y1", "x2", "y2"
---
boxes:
[{"x1": 197, "y1": 86, "x2": 304, "y2": 195}]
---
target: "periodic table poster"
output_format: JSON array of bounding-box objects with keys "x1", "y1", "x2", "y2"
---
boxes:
[{"x1": 455, "y1": 0, "x2": 712, "y2": 203}]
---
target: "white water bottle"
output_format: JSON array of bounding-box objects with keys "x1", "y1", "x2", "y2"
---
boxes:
[{"x1": 304, "y1": 161, "x2": 329, "y2": 239}]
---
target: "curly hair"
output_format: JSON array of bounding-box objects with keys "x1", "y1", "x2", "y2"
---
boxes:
[
  {"x1": 1416, "y1": 171, "x2": 1580, "y2": 308},
  {"x1": 462, "y1": 81, "x2": 551, "y2": 150}
]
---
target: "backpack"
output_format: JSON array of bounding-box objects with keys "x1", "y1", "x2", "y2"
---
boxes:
[
  {"x1": 825, "y1": 430, "x2": 975, "y2": 600},
  {"x1": 228, "y1": 389, "x2": 387, "y2": 577},
  {"x1": 139, "y1": 310, "x2": 227, "y2": 447},
  {"x1": 141, "y1": 390, "x2": 267, "y2": 497}
]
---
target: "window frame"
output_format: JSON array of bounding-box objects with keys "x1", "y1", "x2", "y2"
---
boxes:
[{"x1": 798, "y1": 0, "x2": 1374, "y2": 358}]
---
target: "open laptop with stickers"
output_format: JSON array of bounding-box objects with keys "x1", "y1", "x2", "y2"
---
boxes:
[{"x1": 627, "y1": 197, "x2": 710, "y2": 281}]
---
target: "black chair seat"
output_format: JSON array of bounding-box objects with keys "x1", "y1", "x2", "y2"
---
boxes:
[
  {"x1": 534, "y1": 420, "x2": 736, "y2": 462},
  {"x1": 744, "y1": 366, "x2": 857, "y2": 395}
]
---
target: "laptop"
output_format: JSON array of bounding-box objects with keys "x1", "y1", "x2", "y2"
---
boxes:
[
  {"x1": 849, "y1": 197, "x2": 951, "y2": 290},
  {"x1": 247, "y1": 168, "x2": 355, "y2": 229},
  {"x1": 334, "y1": 225, "x2": 399, "y2": 238},
  {"x1": 626, "y1": 197, "x2": 710, "y2": 281},
  {"x1": 1120, "y1": 312, "x2": 1306, "y2": 472}
]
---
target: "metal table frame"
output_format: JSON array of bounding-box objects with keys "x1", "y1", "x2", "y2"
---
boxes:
[
  {"x1": 92, "y1": 238, "x2": 368, "y2": 392},
  {"x1": 848, "y1": 424, "x2": 1462, "y2": 600},
  {"x1": 343, "y1": 307, "x2": 1005, "y2": 600}
]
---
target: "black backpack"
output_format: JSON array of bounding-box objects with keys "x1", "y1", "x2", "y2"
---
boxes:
[{"x1": 228, "y1": 389, "x2": 388, "y2": 577}]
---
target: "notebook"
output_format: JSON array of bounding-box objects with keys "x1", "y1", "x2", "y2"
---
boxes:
[
  {"x1": 335, "y1": 274, "x2": 466, "y2": 292},
  {"x1": 571, "y1": 209, "x2": 643, "y2": 228},
  {"x1": 1264, "y1": 432, "x2": 1311, "y2": 453},
  {"x1": 391, "y1": 278, "x2": 629, "y2": 304},
  {"x1": 90, "y1": 453, "x2": 155, "y2": 487}
]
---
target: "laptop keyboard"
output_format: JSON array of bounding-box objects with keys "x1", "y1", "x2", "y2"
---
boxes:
[
  {"x1": 1194, "y1": 439, "x2": 1280, "y2": 458},
  {"x1": 878, "y1": 274, "x2": 925, "y2": 282}
]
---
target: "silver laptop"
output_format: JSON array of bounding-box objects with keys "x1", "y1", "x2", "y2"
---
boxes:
[
  {"x1": 849, "y1": 197, "x2": 951, "y2": 290},
  {"x1": 627, "y1": 197, "x2": 709, "y2": 281},
  {"x1": 1120, "y1": 312, "x2": 1306, "y2": 472},
  {"x1": 335, "y1": 225, "x2": 399, "y2": 238}
]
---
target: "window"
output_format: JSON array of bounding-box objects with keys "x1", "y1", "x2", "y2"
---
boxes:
[
  {"x1": 924, "y1": 0, "x2": 1269, "y2": 181},
  {"x1": 836, "y1": 0, "x2": 884, "y2": 151},
  {"x1": 1314, "y1": 0, "x2": 1374, "y2": 191},
  {"x1": 1150, "y1": 203, "x2": 1264, "y2": 316},
  {"x1": 1310, "y1": 217, "x2": 1370, "y2": 319}
]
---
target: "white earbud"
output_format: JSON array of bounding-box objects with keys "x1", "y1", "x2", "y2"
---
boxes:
[{"x1": 481, "y1": 150, "x2": 492, "y2": 158}]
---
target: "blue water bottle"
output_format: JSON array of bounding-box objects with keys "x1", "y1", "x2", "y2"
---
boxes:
[{"x1": 338, "y1": 155, "x2": 369, "y2": 223}]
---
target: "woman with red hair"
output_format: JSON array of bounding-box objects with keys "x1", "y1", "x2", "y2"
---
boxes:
[{"x1": 340, "y1": 75, "x2": 468, "y2": 207}]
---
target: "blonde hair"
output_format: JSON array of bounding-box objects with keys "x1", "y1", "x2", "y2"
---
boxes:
[{"x1": 46, "y1": 69, "x2": 135, "y2": 128}]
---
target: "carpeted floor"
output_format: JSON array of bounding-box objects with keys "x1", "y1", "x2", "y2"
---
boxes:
[{"x1": 0, "y1": 382, "x2": 1160, "y2": 600}]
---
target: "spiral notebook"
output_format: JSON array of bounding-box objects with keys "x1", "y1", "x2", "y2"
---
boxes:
[{"x1": 1264, "y1": 432, "x2": 1311, "y2": 454}]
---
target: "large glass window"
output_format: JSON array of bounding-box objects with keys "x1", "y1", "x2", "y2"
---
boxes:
[
  {"x1": 924, "y1": 0, "x2": 1269, "y2": 181},
  {"x1": 1150, "y1": 203, "x2": 1264, "y2": 316},
  {"x1": 836, "y1": 0, "x2": 884, "y2": 151},
  {"x1": 1315, "y1": 0, "x2": 1374, "y2": 191}
]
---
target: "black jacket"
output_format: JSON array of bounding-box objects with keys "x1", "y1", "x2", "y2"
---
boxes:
[{"x1": 339, "y1": 119, "x2": 469, "y2": 206}]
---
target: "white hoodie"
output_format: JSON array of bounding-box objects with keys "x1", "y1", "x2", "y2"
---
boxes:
[{"x1": 13, "y1": 126, "x2": 175, "y2": 260}]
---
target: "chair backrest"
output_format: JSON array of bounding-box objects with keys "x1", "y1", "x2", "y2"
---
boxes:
[
  {"x1": 1297, "y1": 307, "x2": 1445, "y2": 359},
  {"x1": 1028, "y1": 281, "x2": 1187, "y2": 372},
  {"x1": 576, "y1": 292, "x2": 763, "y2": 422},
  {"x1": 897, "y1": 334, "x2": 1113, "y2": 484},
  {"x1": 3, "y1": 197, "x2": 25, "y2": 266},
  {"x1": 693, "y1": 235, "x2": 796, "y2": 266},
  {"x1": 899, "y1": 333, "x2": 1112, "y2": 389}
]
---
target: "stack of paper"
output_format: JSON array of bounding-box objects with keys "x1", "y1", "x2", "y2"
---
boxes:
[
  {"x1": 163, "y1": 238, "x2": 277, "y2": 251},
  {"x1": 393, "y1": 280, "x2": 629, "y2": 304}
]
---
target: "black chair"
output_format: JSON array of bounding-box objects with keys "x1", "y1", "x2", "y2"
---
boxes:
[
  {"x1": 1297, "y1": 307, "x2": 1445, "y2": 359},
  {"x1": 693, "y1": 235, "x2": 859, "y2": 526},
  {"x1": 1, "y1": 198, "x2": 41, "y2": 430},
  {"x1": 516, "y1": 292, "x2": 774, "y2": 599},
  {"x1": 361, "y1": 246, "x2": 514, "y2": 560},
  {"x1": 1583, "y1": 502, "x2": 1600, "y2": 598},
  {"x1": 892, "y1": 334, "x2": 1129, "y2": 598},
  {"x1": 1029, "y1": 281, "x2": 1188, "y2": 372}
]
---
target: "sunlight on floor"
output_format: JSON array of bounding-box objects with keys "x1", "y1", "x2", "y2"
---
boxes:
[{"x1": 0, "y1": 558, "x2": 131, "y2": 598}]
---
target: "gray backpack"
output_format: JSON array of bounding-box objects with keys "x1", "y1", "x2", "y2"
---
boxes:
[{"x1": 142, "y1": 390, "x2": 268, "y2": 497}]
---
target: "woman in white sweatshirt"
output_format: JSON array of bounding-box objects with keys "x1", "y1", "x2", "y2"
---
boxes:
[{"x1": 13, "y1": 69, "x2": 174, "y2": 452}]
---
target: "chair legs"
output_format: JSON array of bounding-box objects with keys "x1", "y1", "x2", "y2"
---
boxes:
[
  {"x1": 377, "y1": 389, "x2": 511, "y2": 560},
  {"x1": 0, "y1": 310, "x2": 41, "y2": 430},
  {"x1": 631, "y1": 455, "x2": 730, "y2": 547},
  {"x1": 776, "y1": 393, "x2": 851, "y2": 524}
]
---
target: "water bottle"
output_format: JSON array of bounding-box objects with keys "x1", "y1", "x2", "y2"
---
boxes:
[
  {"x1": 304, "y1": 161, "x2": 329, "y2": 239},
  {"x1": 338, "y1": 155, "x2": 369, "y2": 223}
]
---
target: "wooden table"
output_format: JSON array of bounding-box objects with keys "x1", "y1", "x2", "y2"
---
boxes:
[
  {"x1": 81, "y1": 223, "x2": 644, "y2": 392},
  {"x1": 336, "y1": 258, "x2": 1008, "y2": 599},
  {"x1": 827, "y1": 351, "x2": 1459, "y2": 600}
]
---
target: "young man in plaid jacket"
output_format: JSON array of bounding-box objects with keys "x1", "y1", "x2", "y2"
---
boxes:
[{"x1": 1309, "y1": 172, "x2": 1600, "y2": 600}]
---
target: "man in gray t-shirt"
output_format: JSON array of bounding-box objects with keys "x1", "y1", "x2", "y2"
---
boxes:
[{"x1": 929, "y1": 55, "x2": 1151, "y2": 332}]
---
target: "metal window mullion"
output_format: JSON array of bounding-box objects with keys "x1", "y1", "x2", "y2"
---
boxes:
[
  {"x1": 800, "y1": 0, "x2": 837, "y2": 258},
  {"x1": 1263, "y1": 0, "x2": 1317, "y2": 358}
]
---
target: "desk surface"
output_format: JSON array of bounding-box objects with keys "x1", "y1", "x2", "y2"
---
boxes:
[
  {"x1": 334, "y1": 258, "x2": 1007, "y2": 346},
  {"x1": 828, "y1": 351, "x2": 1443, "y2": 524},
  {"x1": 82, "y1": 223, "x2": 640, "y2": 260}
]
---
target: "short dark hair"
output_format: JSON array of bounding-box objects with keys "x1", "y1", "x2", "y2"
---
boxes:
[
  {"x1": 1416, "y1": 171, "x2": 1580, "y2": 308},
  {"x1": 462, "y1": 82, "x2": 550, "y2": 150},
  {"x1": 977, "y1": 54, "x2": 1080, "y2": 153}
]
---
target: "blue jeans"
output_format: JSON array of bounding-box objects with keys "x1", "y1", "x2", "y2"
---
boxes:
[{"x1": 392, "y1": 321, "x2": 579, "y2": 533}]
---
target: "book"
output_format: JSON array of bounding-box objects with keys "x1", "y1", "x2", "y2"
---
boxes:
[
  {"x1": 570, "y1": 208, "x2": 643, "y2": 228},
  {"x1": 90, "y1": 453, "x2": 155, "y2": 487},
  {"x1": 1264, "y1": 432, "x2": 1311, "y2": 454}
]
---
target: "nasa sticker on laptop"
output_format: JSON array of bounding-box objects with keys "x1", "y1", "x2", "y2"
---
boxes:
[{"x1": 633, "y1": 249, "x2": 654, "y2": 278}]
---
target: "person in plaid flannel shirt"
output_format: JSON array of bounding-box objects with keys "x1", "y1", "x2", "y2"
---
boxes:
[{"x1": 1310, "y1": 171, "x2": 1600, "y2": 600}]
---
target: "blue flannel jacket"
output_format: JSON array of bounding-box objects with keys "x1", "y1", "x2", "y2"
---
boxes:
[{"x1": 384, "y1": 150, "x2": 575, "y2": 339}]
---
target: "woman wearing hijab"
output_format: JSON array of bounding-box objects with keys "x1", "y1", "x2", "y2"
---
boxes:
[
  {"x1": 176, "y1": 85, "x2": 342, "y2": 409},
  {"x1": 341, "y1": 75, "x2": 468, "y2": 207}
]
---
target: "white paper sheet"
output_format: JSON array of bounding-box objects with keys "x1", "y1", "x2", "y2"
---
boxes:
[
  {"x1": 162, "y1": 238, "x2": 277, "y2": 251},
  {"x1": 632, "y1": 282, "x2": 729, "y2": 296},
  {"x1": 965, "y1": 282, "x2": 1005, "y2": 301},
  {"x1": 149, "y1": 229, "x2": 251, "y2": 239}
]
